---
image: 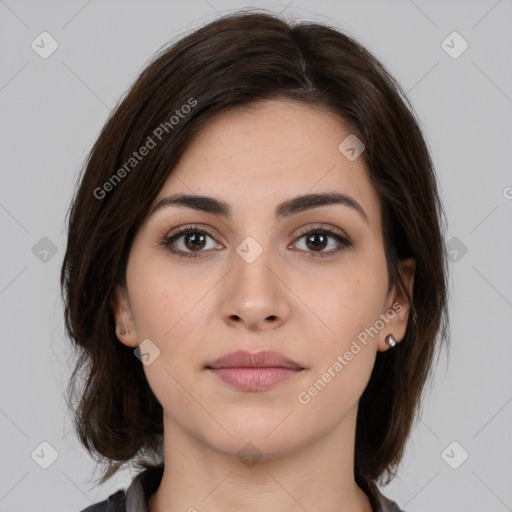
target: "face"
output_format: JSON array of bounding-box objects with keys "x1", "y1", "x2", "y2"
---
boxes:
[{"x1": 111, "y1": 98, "x2": 414, "y2": 460}]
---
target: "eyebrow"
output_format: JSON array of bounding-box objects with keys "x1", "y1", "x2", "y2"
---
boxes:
[{"x1": 148, "y1": 192, "x2": 369, "y2": 224}]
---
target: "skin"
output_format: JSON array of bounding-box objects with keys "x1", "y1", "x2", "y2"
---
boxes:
[{"x1": 110, "y1": 98, "x2": 415, "y2": 512}]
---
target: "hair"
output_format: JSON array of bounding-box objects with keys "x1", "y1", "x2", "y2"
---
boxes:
[{"x1": 60, "y1": 9, "x2": 449, "y2": 491}]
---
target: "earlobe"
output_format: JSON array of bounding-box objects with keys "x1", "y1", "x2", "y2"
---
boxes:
[{"x1": 110, "y1": 283, "x2": 139, "y2": 348}]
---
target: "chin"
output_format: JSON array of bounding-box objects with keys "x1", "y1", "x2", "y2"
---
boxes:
[
  {"x1": 201, "y1": 418, "x2": 307, "y2": 461},
  {"x1": 207, "y1": 434, "x2": 303, "y2": 465}
]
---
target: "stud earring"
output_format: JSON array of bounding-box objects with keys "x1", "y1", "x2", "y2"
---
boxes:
[
  {"x1": 385, "y1": 334, "x2": 397, "y2": 348},
  {"x1": 120, "y1": 329, "x2": 126, "y2": 335}
]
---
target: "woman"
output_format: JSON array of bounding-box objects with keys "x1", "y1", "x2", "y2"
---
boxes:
[{"x1": 61, "y1": 10, "x2": 449, "y2": 512}]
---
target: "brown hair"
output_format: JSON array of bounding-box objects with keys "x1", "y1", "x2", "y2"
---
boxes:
[{"x1": 60, "y1": 9, "x2": 449, "y2": 489}]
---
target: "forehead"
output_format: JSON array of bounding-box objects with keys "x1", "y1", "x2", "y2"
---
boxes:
[{"x1": 152, "y1": 99, "x2": 381, "y2": 229}]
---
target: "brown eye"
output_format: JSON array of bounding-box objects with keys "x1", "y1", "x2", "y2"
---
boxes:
[
  {"x1": 161, "y1": 225, "x2": 220, "y2": 259},
  {"x1": 304, "y1": 232, "x2": 329, "y2": 251},
  {"x1": 293, "y1": 226, "x2": 352, "y2": 258},
  {"x1": 182, "y1": 232, "x2": 207, "y2": 251}
]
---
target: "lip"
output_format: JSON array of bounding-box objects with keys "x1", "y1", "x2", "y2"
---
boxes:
[
  {"x1": 205, "y1": 350, "x2": 305, "y2": 391},
  {"x1": 206, "y1": 350, "x2": 303, "y2": 370}
]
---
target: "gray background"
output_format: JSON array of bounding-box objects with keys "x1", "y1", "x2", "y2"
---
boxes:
[{"x1": 1, "y1": 1, "x2": 511, "y2": 511}]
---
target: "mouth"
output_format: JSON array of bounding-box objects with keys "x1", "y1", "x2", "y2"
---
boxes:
[{"x1": 205, "y1": 350, "x2": 305, "y2": 391}]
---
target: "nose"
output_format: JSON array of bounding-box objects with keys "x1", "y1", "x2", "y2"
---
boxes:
[{"x1": 220, "y1": 244, "x2": 291, "y2": 331}]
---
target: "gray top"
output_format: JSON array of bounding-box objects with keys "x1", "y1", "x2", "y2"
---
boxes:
[{"x1": 80, "y1": 464, "x2": 405, "y2": 512}]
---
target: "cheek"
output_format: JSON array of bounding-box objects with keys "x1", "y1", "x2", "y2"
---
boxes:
[
  {"x1": 296, "y1": 255, "x2": 387, "y2": 400},
  {"x1": 301, "y1": 259, "x2": 388, "y2": 344},
  {"x1": 126, "y1": 248, "x2": 203, "y2": 339},
  {"x1": 296, "y1": 347, "x2": 375, "y2": 426},
  {"x1": 296, "y1": 272, "x2": 384, "y2": 413}
]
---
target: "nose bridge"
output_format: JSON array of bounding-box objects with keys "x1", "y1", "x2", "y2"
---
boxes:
[
  {"x1": 221, "y1": 233, "x2": 289, "y2": 328},
  {"x1": 233, "y1": 233, "x2": 278, "y2": 302}
]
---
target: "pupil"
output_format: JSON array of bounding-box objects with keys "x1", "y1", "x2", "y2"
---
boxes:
[
  {"x1": 307, "y1": 233, "x2": 327, "y2": 251},
  {"x1": 186, "y1": 232, "x2": 205, "y2": 251}
]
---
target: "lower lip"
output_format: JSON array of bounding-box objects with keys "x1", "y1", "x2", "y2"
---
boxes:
[{"x1": 207, "y1": 367, "x2": 303, "y2": 391}]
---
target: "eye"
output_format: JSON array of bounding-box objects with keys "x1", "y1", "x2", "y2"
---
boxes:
[
  {"x1": 160, "y1": 224, "x2": 221, "y2": 259},
  {"x1": 160, "y1": 223, "x2": 352, "y2": 260},
  {"x1": 292, "y1": 224, "x2": 352, "y2": 258}
]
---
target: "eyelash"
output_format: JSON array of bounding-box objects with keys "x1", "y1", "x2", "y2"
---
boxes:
[{"x1": 160, "y1": 223, "x2": 352, "y2": 259}]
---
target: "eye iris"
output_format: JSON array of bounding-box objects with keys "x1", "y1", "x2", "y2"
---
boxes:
[
  {"x1": 306, "y1": 233, "x2": 327, "y2": 251},
  {"x1": 185, "y1": 232, "x2": 206, "y2": 251}
]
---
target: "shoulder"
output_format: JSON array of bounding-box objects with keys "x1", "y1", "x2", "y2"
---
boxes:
[
  {"x1": 78, "y1": 490, "x2": 126, "y2": 512},
  {"x1": 76, "y1": 463, "x2": 163, "y2": 512},
  {"x1": 378, "y1": 492, "x2": 407, "y2": 512},
  {"x1": 358, "y1": 475, "x2": 406, "y2": 512}
]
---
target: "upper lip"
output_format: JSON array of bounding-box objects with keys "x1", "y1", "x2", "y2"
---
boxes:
[{"x1": 205, "y1": 350, "x2": 304, "y2": 370}]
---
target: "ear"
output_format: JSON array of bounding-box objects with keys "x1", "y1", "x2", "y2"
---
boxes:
[
  {"x1": 377, "y1": 257, "x2": 415, "y2": 352},
  {"x1": 110, "y1": 282, "x2": 139, "y2": 348}
]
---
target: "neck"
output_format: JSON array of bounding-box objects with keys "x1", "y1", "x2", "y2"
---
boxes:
[{"x1": 148, "y1": 405, "x2": 373, "y2": 512}]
